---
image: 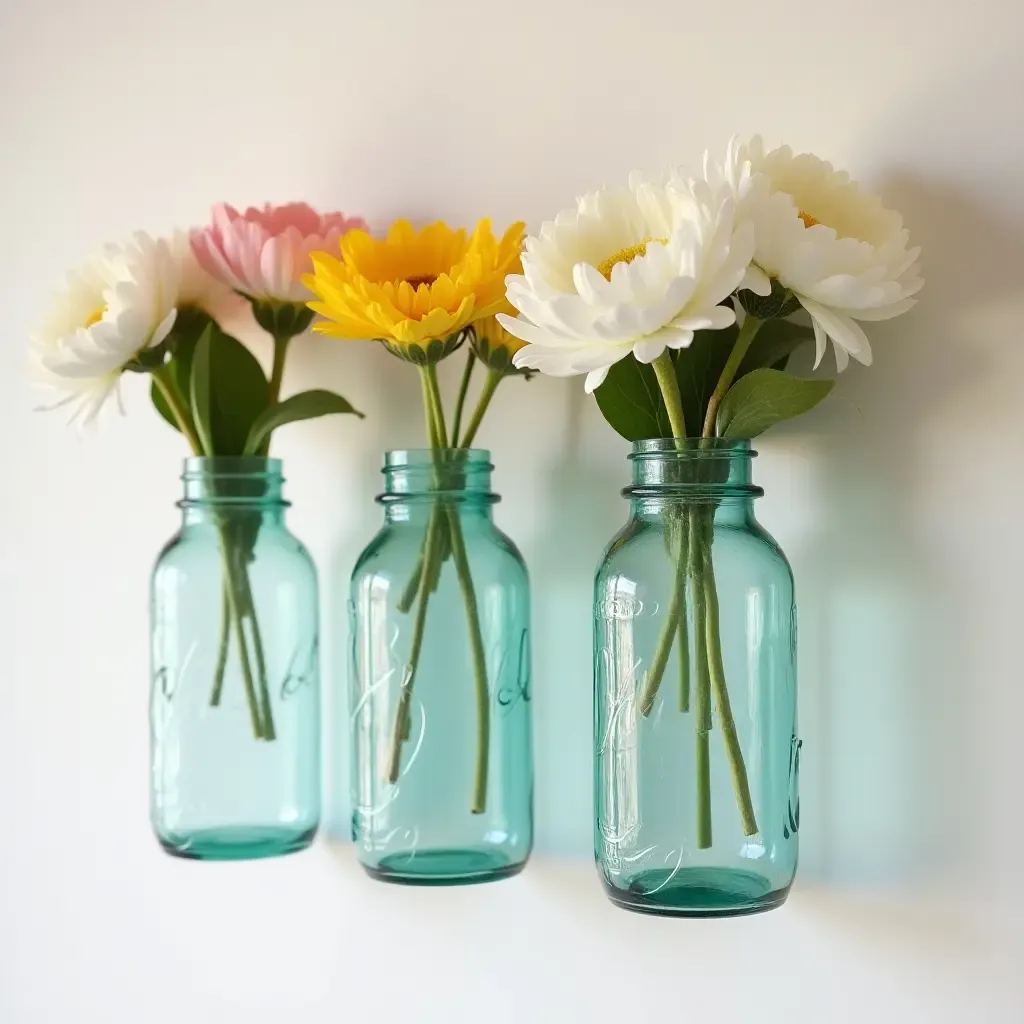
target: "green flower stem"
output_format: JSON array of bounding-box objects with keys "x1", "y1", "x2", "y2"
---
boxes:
[
  {"x1": 677, "y1": 617, "x2": 690, "y2": 712},
  {"x1": 396, "y1": 554, "x2": 426, "y2": 615},
  {"x1": 218, "y1": 536, "x2": 265, "y2": 741},
  {"x1": 424, "y1": 363, "x2": 449, "y2": 447},
  {"x1": 702, "y1": 315, "x2": 763, "y2": 438},
  {"x1": 422, "y1": 365, "x2": 491, "y2": 813},
  {"x1": 443, "y1": 502, "x2": 490, "y2": 813},
  {"x1": 675, "y1": 519, "x2": 691, "y2": 713},
  {"x1": 650, "y1": 352, "x2": 687, "y2": 439},
  {"x1": 397, "y1": 359, "x2": 501, "y2": 613},
  {"x1": 152, "y1": 367, "x2": 256, "y2": 729},
  {"x1": 690, "y1": 510, "x2": 713, "y2": 849},
  {"x1": 639, "y1": 584, "x2": 681, "y2": 716},
  {"x1": 267, "y1": 332, "x2": 292, "y2": 411},
  {"x1": 638, "y1": 352, "x2": 690, "y2": 717},
  {"x1": 692, "y1": 313, "x2": 762, "y2": 834},
  {"x1": 394, "y1": 348, "x2": 437, "y2": 614},
  {"x1": 390, "y1": 367, "x2": 451, "y2": 757},
  {"x1": 152, "y1": 368, "x2": 202, "y2": 455},
  {"x1": 457, "y1": 368, "x2": 502, "y2": 449},
  {"x1": 451, "y1": 348, "x2": 477, "y2": 447},
  {"x1": 395, "y1": 371, "x2": 448, "y2": 613},
  {"x1": 701, "y1": 527, "x2": 758, "y2": 836},
  {"x1": 387, "y1": 505, "x2": 442, "y2": 782},
  {"x1": 240, "y1": 564, "x2": 275, "y2": 741},
  {"x1": 154, "y1": 366, "x2": 270, "y2": 739}
]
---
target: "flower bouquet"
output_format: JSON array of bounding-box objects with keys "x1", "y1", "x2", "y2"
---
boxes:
[
  {"x1": 307, "y1": 219, "x2": 536, "y2": 883},
  {"x1": 501, "y1": 137, "x2": 923, "y2": 912},
  {"x1": 34, "y1": 203, "x2": 366, "y2": 859}
]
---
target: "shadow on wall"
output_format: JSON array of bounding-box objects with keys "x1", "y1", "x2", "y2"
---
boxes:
[
  {"x1": 794, "y1": 121, "x2": 1024, "y2": 884},
  {"x1": 527, "y1": 382, "x2": 625, "y2": 859},
  {"x1": 527, "y1": 126, "x2": 1024, "y2": 879}
]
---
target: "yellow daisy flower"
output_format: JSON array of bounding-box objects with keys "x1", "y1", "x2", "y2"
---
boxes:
[{"x1": 304, "y1": 218, "x2": 525, "y2": 364}]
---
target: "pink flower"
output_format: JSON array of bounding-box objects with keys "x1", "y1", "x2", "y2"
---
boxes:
[{"x1": 191, "y1": 202, "x2": 368, "y2": 304}]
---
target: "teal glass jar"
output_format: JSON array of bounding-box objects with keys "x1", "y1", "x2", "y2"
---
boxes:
[
  {"x1": 594, "y1": 440, "x2": 798, "y2": 916},
  {"x1": 150, "y1": 457, "x2": 320, "y2": 860},
  {"x1": 350, "y1": 449, "x2": 532, "y2": 884}
]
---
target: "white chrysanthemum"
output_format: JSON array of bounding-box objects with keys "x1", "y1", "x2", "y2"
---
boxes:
[
  {"x1": 707, "y1": 136, "x2": 924, "y2": 371},
  {"x1": 499, "y1": 176, "x2": 755, "y2": 393},
  {"x1": 32, "y1": 233, "x2": 180, "y2": 424}
]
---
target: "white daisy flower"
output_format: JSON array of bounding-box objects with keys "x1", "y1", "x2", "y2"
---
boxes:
[
  {"x1": 706, "y1": 136, "x2": 924, "y2": 371},
  {"x1": 32, "y1": 233, "x2": 180, "y2": 424},
  {"x1": 499, "y1": 176, "x2": 755, "y2": 393}
]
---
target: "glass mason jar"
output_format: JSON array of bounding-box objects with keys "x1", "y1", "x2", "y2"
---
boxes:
[
  {"x1": 594, "y1": 440, "x2": 798, "y2": 916},
  {"x1": 150, "y1": 457, "x2": 320, "y2": 860},
  {"x1": 350, "y1": 449, "x2": 532, "y2": 885}
]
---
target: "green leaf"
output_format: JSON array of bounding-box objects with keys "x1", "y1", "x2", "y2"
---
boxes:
[
  {"x1": 594, "y1": 357, "x2": 673, "y2": 441},
  {"x1": 190, "y1": 324, "x2": 215, "y2": 455},
  {"x1": 593, "y1": 318, "x2": 817, "y2": 441},
  {"x1": 207, "y1": 333, "x2": 269, "y2": 455},
  {"x1": 738, "y1": 318, "x2": 815, "y2": 376},
  {"x1": 243, "y1": 389, "x2": 364, "y2": 455},
  {"x1": 717, "y1": 368, "x2": 835, "y2": 439},
  {"x1": 183, "y1": 325, "x2": 270, "y2": 456}
]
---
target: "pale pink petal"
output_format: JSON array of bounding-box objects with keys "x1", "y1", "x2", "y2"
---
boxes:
[
  {"x1": 258, "y1": 235, "x2": 283, "y2": 298},
  {"x1": 193, "y1": 202, "x2": 367, "y2": 301},
  {"x1": 193, "y1": 227, "x2": 246, "y2": 293}
]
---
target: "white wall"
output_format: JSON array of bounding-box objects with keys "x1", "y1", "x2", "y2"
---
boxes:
[{"x1": 2, "y1": 0, "x2": 1022, "y2": 1019}]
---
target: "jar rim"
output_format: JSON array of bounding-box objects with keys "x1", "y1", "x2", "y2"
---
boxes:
[
  {"x1": 384, "y1": 448, "x2": 492, "y2": 469},
  {"x1": 182, "y1": 456, "x2": 284, "y2": 478},
  {"x1": 630, "y1": 438, "x2": 755, "y2": 459},
  {"x1": 378, "y1": 448, "x2": 497, "y2": 505}
]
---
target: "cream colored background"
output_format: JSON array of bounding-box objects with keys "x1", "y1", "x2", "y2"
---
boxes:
[{"x1": 2, "y1": 0, "x2": 1022, "y2": 1020}]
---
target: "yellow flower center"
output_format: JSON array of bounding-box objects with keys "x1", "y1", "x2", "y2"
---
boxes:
[
  {"x1": 84, "y1": 306, "x2": 106, "y2": 328},
  {"x1": 596, "y1": 237, "x2": 666, "y2": 281},
  {"x1": 403, "y1": 275, "x2": 437, "y2": 289},
  {"x1": 798, "y1": 211, "x2": 820, "y2": 229}
]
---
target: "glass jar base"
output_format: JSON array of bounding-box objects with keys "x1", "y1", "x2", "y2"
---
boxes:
[
  {"x1": 158, "y1": 825, "x2": 317, "y2": 862},
  {"x1": 361, "y1": 847, "x2": 526, "y2": 887},
  {"x1": 602, "y1": 867, "x2": 791, "y2": 918}
]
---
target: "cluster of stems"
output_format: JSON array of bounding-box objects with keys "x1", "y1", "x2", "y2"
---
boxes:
[
  {"x1": 152, "y1": 328, "x2": 295, "y2": 742},
  {"x1": 638, "y1": 316, "x2": 764, "y2": 847},
  {"x1": 385, "y1": 347, "x2": 507, "y2": 815}
]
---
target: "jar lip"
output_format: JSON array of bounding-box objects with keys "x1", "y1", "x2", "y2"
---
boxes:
[
  {"x1": 630, "y1": 438, "x2": 755, "y2": 458},
  {"x1": 624, "y1": 486, "x2": 763, "y2": 502},
  {"x1": 384, "y1": 448, "x2": 493, "y2": 470},
  {"x1": 182, "y1": 456, "x2": 284, "y2": 478},
  {"x1": 378, "y1": 448, "x2": 497, "y2": 504}
]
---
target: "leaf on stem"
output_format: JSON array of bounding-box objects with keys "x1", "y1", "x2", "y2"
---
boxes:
[
  {"x1": 594, "y1": 357, "x2": 673, "y2": 441},
  {"x1": 716, "y1": 368, "x2": 834, "y2": 438},
  {"x1": 593, "y1": 317, "x2": 817, "y2": 441},
  {"x1": 243, "y1": 389, "x2": 364, "y2": 455},
  {"x1": 208, "y1": 334, "x2": 270, "y2": 455},
  {"x1": 185, "y1": 323, "x2": 270, "y2": 456}
]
